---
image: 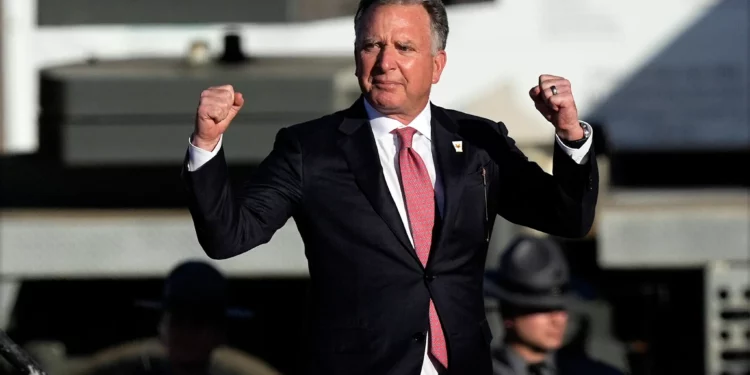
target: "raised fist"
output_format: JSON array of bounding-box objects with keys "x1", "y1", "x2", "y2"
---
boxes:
[
  {"x1": 529, "y1": 75, "x2": 583, "y2": 141},
  {"x1": 193, "y1": 85, "x2": 244, "y2": 151}
]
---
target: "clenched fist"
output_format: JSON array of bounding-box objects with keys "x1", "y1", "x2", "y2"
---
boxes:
[
  {"x1": 529, "y1": 75, "x2": 583, "y2": 141},
  {"x1": 192, "y1": 85, "x2": 245, "y2": 151}
]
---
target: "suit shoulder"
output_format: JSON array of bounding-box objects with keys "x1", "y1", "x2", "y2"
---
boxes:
[
  {"x1": 439, "y1": 107, "x2": 505, "y2": 132},
  {"x1": 435, "y1": 107, "x2": 511, "y2": 145},
  {"x1": 285, "y1": 112, "x2": 342, "y2": 136},
  {"x1": 441, "y1": 107, "x2": 494, "y2": 123}
]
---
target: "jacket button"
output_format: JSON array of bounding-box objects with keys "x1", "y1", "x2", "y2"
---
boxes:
[
  {"x1": 412, "y1": 331, "x2": 427, "y2": 342},
  {"x1": 424, "y1": 274, "x2": 436, "y2": 282}
]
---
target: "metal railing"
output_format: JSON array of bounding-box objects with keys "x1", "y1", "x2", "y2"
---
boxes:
[{"x1": 0, "y1": 330, "x2": 47, "y2": 375}]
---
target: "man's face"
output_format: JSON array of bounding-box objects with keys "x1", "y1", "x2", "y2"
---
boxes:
[
  {"x1": 159, "y1": 312, "x2": 225, "y2": 366},
  {"x1": 355, "y1": 4, "x2": 446, "y2": 119},
  {"x1": 510, "y1": 310, "x2": 568, "y2": 351}
]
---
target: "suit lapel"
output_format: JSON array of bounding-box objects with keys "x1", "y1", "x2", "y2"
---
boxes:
[
  {"x1": 337, "y1": 99, "x2": 418, "y2": 262},
  {"x1": 431, "y1": 104, "x2": 468, "y2": 251}
]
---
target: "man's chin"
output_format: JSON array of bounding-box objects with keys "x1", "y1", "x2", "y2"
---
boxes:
[
  {"x1": 542, "y1": 340, "x2": 564, "y2": 351},
  {"x1": 523, "y1": 338, "x2": 562, "y2": 354},
  {"x1": 366, "y1": 92, "x2": 404, "y2": 111}
]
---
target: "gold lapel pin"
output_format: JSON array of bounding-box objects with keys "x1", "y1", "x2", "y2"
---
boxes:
[{"x1": 452, "y1": 141, "x2": 463, "y2": 153}]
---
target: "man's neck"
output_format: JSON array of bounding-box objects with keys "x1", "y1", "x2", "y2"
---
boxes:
[
  {"x1": 388, "y1": 113, "x2": 419, "y2": 125},
  {"x1": 363, "y1": 96, "x2": 430, "y2": 125},
  {"x1": 510, "y1": 342, "x2": 548, "y2": 364}
]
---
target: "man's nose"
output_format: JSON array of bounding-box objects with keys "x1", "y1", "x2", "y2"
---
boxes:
[
  {"x1": 376, "y1": 46, "x2": 397, "y2": 71},
  {"x1": 551, "y1": 310, "x2": 568, "y2": 324}
]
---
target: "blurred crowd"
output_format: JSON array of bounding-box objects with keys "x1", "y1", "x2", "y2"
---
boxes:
[{"x1": 2, "y1": 235, "x2": 631, "y2": 375}]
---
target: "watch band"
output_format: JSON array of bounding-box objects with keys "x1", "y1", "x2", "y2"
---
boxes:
[{"x1": 560, "y1": 121, "x2": 591, "y2": 149}]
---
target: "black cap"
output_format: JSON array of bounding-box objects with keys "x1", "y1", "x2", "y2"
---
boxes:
[
  {"x1": 484, "y1": 236, "x2": 570, "y2": 309},
  {"x1": 137, "y1": 260, "x2": 252, "y2": 319},
  {"x1": 163, "y1": 261, "x2": 229, "y2": 317}
]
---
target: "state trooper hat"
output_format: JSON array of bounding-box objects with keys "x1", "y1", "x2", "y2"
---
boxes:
[
  {"x1": 137, "y1": 260, "x2": 253, "y2": 319},
  {"x1": 484, "y1": 235, "x2": 571, "y2": 309}
]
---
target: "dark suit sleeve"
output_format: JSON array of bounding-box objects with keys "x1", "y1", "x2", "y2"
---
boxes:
[
  {"x1": 491, "y1": 122, "x2": 598, "y2": 238},
  {"x1": 182, "y1": 128, "x2": 303, "y2": 259}
]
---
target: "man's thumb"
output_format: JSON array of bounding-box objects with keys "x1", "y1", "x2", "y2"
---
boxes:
[
  {"x1": 529, "y1": 86, "x2": 542, "y2": 100},
  {"x1": 226, "y1": 92, "x2": 245, "y2": 121},
  {"x1": 234, "y1": 92, "x2": 245, "y2": 108}
]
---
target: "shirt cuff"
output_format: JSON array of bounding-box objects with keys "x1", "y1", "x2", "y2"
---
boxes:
[
  {"x1": 187, "y1": 135, "x2": 223, "y2": 172},
  {"x1": 554, "y1": 121, "x2": 593, "y2": 165}
]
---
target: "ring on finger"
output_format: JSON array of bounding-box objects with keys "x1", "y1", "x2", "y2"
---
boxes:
[{"x1": 550, "y1": 85, "x2": 558, "y2": 95}]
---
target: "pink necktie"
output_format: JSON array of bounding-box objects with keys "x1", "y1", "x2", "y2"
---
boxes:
[{"x1": 393, "y1": 127, "x2": 448, "y2": 369}]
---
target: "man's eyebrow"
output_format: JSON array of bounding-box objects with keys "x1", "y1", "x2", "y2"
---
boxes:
[
  {"x1": 359, "y1": 36, "x2": 419, "y2": 48},
  {"x1": 396, "y1": 40, "x2": 416, "y2": 46}
]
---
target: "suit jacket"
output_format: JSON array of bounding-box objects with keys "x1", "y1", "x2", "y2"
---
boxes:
[{"x1": 182, "y1": 97, "x2": 598, "y2": 375}]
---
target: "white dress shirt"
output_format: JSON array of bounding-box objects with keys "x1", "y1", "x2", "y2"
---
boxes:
[
  {"x1": 364, "y1": 99, "x2": 443, "y2": 375},
  {"x1": 186, "y1": 100, "x2": 592, "y2": 375}
]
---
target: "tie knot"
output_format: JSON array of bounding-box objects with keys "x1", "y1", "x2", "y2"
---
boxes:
[{"x1": 392, "y1": 127, "x2": 419, "y2": 149}]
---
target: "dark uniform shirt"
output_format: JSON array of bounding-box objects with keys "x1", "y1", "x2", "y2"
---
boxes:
[
  {"x1": 492, "y1": 345, "x2": 625, "y2": 375},
  {"x1": 492, "y1": 346, "x2": 556, "y2": 375},
  {"x1": 89, "y1": 356, "x2": 209, "y2": 375}
]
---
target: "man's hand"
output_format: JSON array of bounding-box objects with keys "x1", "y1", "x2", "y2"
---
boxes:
[
  {"x1": 529, "y1": 75, "x2": 583, "y2": 141},
  {"x1": 193, "y1": 84, "x2": 245, "y2": 151}
]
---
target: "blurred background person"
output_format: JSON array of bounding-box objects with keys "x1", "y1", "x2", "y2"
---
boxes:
[
  {"x1": 485, "y1": 236, "x2": 623, "y2": 375},
  {"x1": 88, "y1": 261, "x2": 277, "y2": 375}
]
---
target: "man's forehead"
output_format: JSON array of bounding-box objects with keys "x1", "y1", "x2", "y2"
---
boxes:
[
  {"x1": 359, "y1": 12, "x2": 432, "y2": 42},
  {"x1": 361, "y1": 3, "x2": 431, "y2": 26}
]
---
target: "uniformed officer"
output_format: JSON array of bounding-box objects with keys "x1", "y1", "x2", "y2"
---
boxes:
[
  {"x1": 88, "y1": 261, "x2": 278, "y2": 375},
  {"x1": 484, "y1": 236, "x2": 624, "y2": 375}
]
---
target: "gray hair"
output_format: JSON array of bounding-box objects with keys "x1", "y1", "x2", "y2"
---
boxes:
[{"x1": 354, "y1": 0, "x2": 449, "y2": 54}]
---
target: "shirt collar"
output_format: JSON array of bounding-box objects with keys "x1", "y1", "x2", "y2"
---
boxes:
[{"x1": 363, "y1": 97, "x2": 432, "y2": 141}]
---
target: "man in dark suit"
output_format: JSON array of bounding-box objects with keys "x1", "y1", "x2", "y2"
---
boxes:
[{"x1": 182, "y1": 1, "x2": 598, "y2": 374}]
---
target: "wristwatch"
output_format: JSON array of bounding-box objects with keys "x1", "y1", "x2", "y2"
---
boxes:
[{"x1": 561, "y1": 121, "x2": 592, "y2": 149}]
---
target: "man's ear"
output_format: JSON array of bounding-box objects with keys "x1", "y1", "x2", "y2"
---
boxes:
[
  {"x1": 354, "y1": 46, "x2": 362, "y2": 77},
  {"x1": 432, "y1": 50, "x2": 447, "y2": 84}
]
